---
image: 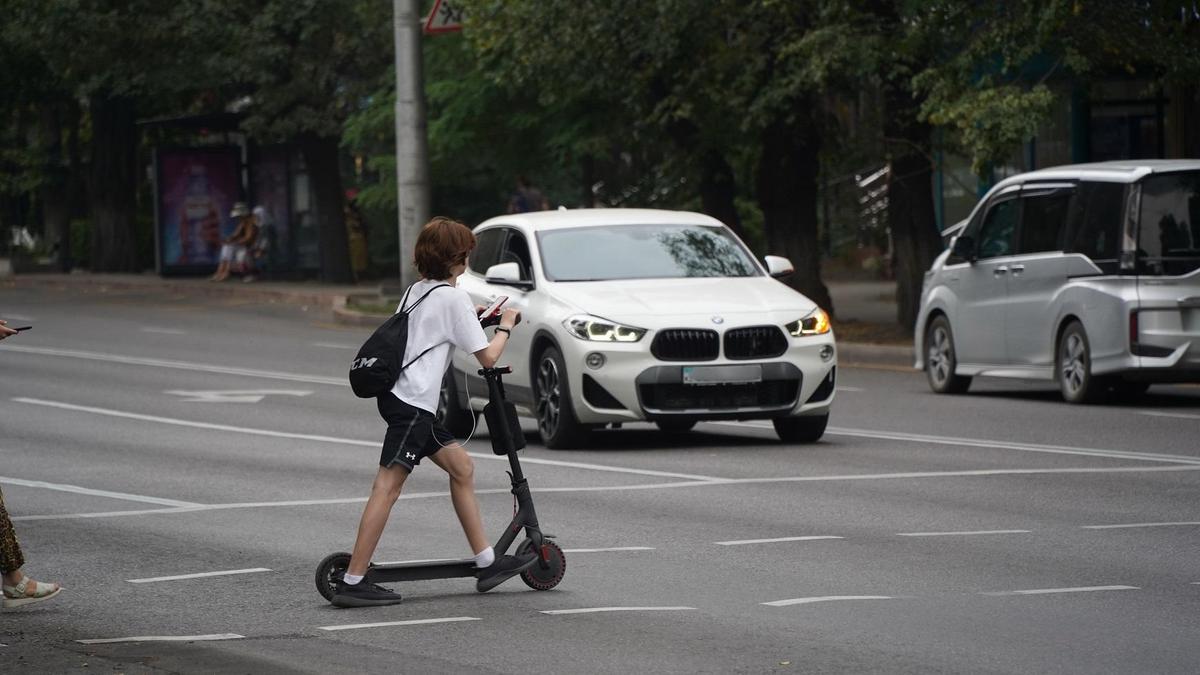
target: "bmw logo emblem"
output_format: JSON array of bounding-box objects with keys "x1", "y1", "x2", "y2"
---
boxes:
[{"x1": 711, "y1": 316, "x2": 724, "y2": 325}]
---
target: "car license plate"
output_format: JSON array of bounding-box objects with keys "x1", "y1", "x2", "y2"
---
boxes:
[{"x1": 682, "y1": 364, "x2": 762, "y2": 385}]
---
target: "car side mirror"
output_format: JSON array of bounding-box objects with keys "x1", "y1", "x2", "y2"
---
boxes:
[
  {"x1": 764, "y1": 255, "x2": 794, "y2": 279},
  {"x1": 485, "y1": 261, "x2": 533, "y2": 289},
  {"x1": 950, "y1": 235, "x2": 976, "y2": 263}
]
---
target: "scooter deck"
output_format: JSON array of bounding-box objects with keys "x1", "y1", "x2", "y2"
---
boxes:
[{"x1": 368, "y1": 558, "x2": 477, "y2": 583}]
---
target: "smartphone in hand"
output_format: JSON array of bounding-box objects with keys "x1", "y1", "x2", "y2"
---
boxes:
[{"x1": 478, "y1": 296, "x2": 508, "y2": 327}]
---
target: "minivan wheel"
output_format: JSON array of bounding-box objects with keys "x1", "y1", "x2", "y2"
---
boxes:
[
  {"x1": 773, "y1": 414, "x2": 828, "y2": 443},
  {"x1": 534, "y1": 346, "x2": 590, "y2": 449},
  {"x1": 925, "y1": 316, "x2": 972, "y2": 394},
  {"x1": 438, "y1": 371, "x2": 477, "y2": 438},
  {"x1": 1057, "y1": 321, "x2": 1103, "y2": 404}
]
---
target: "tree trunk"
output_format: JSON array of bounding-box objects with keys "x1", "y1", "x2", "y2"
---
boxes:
[
  {"x1": 884, "y1": 81, "x2": 941, "y2": 330},
  {"x1": 88, "y1": 95, "x2": 139, "y2": 272},
  {"x1": 698, "y1": 148, "x2": 744, "y2": 240},
  {"x1": 301, "y1": 135, "x2": 353, "y2": 284},
  {"x1": 756, "y1": 116, "x2": 834, "y2": 316},
  {"x1": 39, "y1": 103, "x2": 71, "y2": 271}
]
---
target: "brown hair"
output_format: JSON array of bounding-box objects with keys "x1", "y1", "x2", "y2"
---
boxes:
[{"x1": 414, "y1": 216, "x2": 476, "y2": 280}]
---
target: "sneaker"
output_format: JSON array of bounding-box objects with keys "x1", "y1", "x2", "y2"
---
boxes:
[
  {"x1": 475, "y1": 552, "x2": 538, "y2": 593},
  {"x1": 330, "y1": 579, "x2": 403, "y2": 608}
]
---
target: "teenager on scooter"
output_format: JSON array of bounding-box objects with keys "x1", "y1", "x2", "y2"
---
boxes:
[{"x1": 332, "y1": 217, "x2": 533, "y2": 608}]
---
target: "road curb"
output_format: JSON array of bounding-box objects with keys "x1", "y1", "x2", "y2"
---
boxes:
[
  {"x1": 9, "y1": 272, "x2": 357, "y2": 310},
  {"x1": 837, "y1": 342, "x2": 914, "y2": 369}
]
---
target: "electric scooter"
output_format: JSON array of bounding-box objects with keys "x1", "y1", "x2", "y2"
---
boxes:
[{"x1": 315, "y1": 364, "x2": 566, "y2": 600}]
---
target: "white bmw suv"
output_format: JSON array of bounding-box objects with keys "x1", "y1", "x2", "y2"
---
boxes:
[{"x1": 438, "y1": 208, "x2": 837, "y2": 448}]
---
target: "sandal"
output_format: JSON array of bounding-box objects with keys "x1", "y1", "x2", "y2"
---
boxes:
[{"x1": 3, "y1": 577, "x2": 62, "y2": 609}]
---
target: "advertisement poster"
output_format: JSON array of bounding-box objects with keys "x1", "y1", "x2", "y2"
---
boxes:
[{"x1": 156, "y1": 148, "x2": 241, "y2": 273}]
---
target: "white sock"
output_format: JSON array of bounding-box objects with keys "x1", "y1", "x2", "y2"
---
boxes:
[
  {"x1": 342, "y1": 573, "x2": 364, "y2": 585},
  {"x1": 473, "y1": 546, "x2": 495, "y2": 568}
]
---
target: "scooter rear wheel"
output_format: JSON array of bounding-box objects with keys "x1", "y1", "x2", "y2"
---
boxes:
[
  {"x1": 315, "y1": 551, "x2": 352, "y2": 601},
  {"x1": 520, "y1": 540, "x2": 566, "y2": 591}
]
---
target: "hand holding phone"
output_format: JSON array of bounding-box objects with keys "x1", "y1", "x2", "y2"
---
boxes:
[{"x1": 478, "y1": 296, "x2": 508, "y2": 327}]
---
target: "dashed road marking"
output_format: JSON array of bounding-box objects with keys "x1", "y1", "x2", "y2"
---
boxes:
[
  {"x1": 715, "y1": 536, "x2": 843, "y2": 546},
  {"x1": 1082, "y1": 521, "x2": 1200, "y2": 530},
  {"x1": 128, "y1": 568, "x2": 272, "y2": 584},
  {"x1": 319, "y1": 617, "x2": 480, "y2": 631},
  {"x1": 896, "y1": 530, "x2": 1031, "y2": 537},
  {"x1": 140, "y1": 327, "x2": 186, "y2": 335},
  {"x1": 1138, "y1": 411, "x2": 1200, "y2": 421},
  {"x1": 980, "y1": 585, "x2": 1138, "y2": 596},
  {"x1": 562, "y1": 547, "x2": 655, "y2": 553},
  {"x1": 77, "y1": 634, "x2": 244, "y2": 645},
  {"x1": 540, "y1": 607, "x2": 695, "y2": 615},
  {"x1": 763, "y1": 596, "x2": 893, "y2": 607},
  {"x1": 0, "y1": 475, "x2": 200, "y2": 508},
  {"x1": 311, "y1": 342, "x2": 357, "y2": 350}
]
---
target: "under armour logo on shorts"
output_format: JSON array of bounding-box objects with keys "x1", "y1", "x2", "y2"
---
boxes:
[{"x1": 405, "y1": 452, "x2": 417, "y2": 460}]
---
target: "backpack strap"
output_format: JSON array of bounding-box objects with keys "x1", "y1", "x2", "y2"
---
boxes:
[{"x1": 400, "y1": 283, "x2": 450, "y2": 314}]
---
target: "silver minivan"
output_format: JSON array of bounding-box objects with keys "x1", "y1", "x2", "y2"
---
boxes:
[{"x1": 915, "y1": 160, "x2": 1200, "y2": 402}]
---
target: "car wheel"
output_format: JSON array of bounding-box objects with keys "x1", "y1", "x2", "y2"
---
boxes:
[
  {"x1": 1057, "y1": 321, "x2": 1103, "y2": 404},
  {"x1": 655, "y1": 419, "x2": 696, "y2": 433},
  {"x1": 534, "y1": 346, "x2": 589, "y2": 449},
  {"x1": 773, "y1": 414, "x2": 828, "y2": 443},
  {"x1": 925, "y1": 315, "x2": 972, "y2": 394},
  {"x1": 438, "y1": 371, "x2": 476, "y2": 438}
]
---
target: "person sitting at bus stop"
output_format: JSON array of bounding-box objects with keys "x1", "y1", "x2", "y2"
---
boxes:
[{"x1": 210, "y1": 202, "x2": 259, "y2": 282}]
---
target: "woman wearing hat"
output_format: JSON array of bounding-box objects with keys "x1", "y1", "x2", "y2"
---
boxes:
[{"x1": 210, "y1": 202, "x2": 259, "y2": 282}]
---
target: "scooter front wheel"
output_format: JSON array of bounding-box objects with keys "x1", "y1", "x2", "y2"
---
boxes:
[
  {"x1": 315, "y1": 551, "x2": 352, "y2": 601},
  {"x1": 520, "y1": 540, "x2": 566, "y2": 591}
]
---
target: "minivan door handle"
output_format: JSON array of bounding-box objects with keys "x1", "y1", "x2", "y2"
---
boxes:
[
  {"x1": 1009, "y1": 264, "x2": 1025, "y2": 276},
  {"x1": 993, "y1": 266, "x2": 1009, "y2": 277}
]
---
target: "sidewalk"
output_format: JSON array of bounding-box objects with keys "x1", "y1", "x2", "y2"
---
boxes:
[{"x1": 4, "y1": 272, "x2": 914, "y2": 369}]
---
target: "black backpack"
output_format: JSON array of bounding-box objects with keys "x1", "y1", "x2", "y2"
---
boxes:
[{"x1": 348, "y1": 283, "x2": 449, "y2": 398}]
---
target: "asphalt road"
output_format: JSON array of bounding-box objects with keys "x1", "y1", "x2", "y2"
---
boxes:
[{"x1": 2, "y1": 284, "x2": 1198, "y2": 674}]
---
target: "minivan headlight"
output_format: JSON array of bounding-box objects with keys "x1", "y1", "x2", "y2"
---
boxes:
[
  {"x1": 785, "y1": 307, "x2": 831, "y2": 336},
  {"x1": 563, "y1": 314, "x2": 646, "y2": 342}
]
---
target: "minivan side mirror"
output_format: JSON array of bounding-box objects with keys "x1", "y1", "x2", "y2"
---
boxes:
[
  {"x1": 950, "y1": 235, "x2": 976, "y2": 263},
  {"x1": 485, "y1": 261, "x2": 533, "y2": 289},
  {"x1": 764, "y1": 255, "x2": 794, "y2": 279}
]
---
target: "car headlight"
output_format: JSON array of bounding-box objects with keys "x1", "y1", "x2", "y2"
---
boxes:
[
  {"x1": 785, "y1": 307, "x2": 831, "y2": 337},
  {"x1": 563, "y1": 314, "x2": 646, "y2": 342}
]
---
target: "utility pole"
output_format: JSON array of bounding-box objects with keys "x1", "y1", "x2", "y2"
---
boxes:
[{"x1": 393, "y1": 0, "x2": 429, "y2": 287}]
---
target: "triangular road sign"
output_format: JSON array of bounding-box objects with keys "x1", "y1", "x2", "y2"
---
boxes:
[{"x1": 425, "y1": 0, "x2": 464, "y2": 35}]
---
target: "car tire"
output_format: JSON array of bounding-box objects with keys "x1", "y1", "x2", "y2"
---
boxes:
[
  {"x1": 1057, "y1": 320, "x2": 1104, "y2": 404},
  {"x1": 773, "y1": 414, "x2": 828, "y2": 443},
  {"x1": 438, "y1": 370, "x2": 477, "y2": 438},
  {"x1": 655, "y1": 419, "x2": 696, "y2": 433},
  {"x1": 534, "y1": 345, "x2": 590, "y2": 449},
  {"x1": 925, "y1": 315, "x2": 971, "y2": 394}
]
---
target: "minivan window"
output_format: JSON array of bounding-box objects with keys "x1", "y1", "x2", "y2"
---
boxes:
[
  {"x1": 978, "y1": 198, "x2": 1018, "y2": 259},
  {"x1": 1018, "y1": 189, "x2": 1072, "y2": 254},
  {"x1": 469, "y1": 228, "x2": 505, "y2": 274},
  {"x1": 1137, "y1": 170, "x2": 1200, "y2": 276},
  {"x1": 1064, "y1": 182, "x2": 1124, "y2": 272}
]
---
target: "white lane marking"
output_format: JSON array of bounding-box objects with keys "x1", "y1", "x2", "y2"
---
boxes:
[
  {"x1": 763, "y1": 596, "x2": 892, "y2": 607},
  {"x1": 164, "y1": 389, "x2": 312, "y2": 404},
  {"x1": 710, "y1": 465, "x2": 1200, "y2": 484},
  {"x1": 311, "y1": 342, "x2": 357, "y2": 350},
  {"x1": 836, "y1": 386, "x2": 864, "y2": 392},
  {"x1": 1, "y1": 344, "x2": 346, "y2": 386},
  {"x1": 77, "y1": 634, "x2": 244, "y2": 645},
  {"x1": 127, "y1": 568, "x2": 272, "y2": 584},
  {"x1": 140, "y1": 327, "x2": 186, "y2": 335},
  {"x1": 2, "y1": 314, "x2": 34, "y2": 322},
  {"x1": 319, "y1": 617, "x2": 480, "y2": 631},
  {"x1": 13, "y1": 398, "x2": 721, "y2": 482},
  {"x1": 540, "y1": 607, "x2": 695, "y2": 615},
  {"x1": 1139, "y1": 410, "x2": 1200, "y2": 420},
  {"x1": 896, "y1": 530, "x2": 1031, "y2": 537},
  {"x1": 562, "y1": 547, "x2": 655, "y2": 553},
  {"x1": 0, "y1": 475, "x2": 200, "y2": 508},
  {"x1": 710, "y1": 421, "x2": 1200, "y2": 466},
  {"x1": 715, "y1": 536, "x2": 843, "y2": 546},
  {"x1": 981, "y1": 585, "x2": 1139, "y2": 596},
  {"x1": 1082, "y1": 521, "x2": 1200, "y2": 530}
]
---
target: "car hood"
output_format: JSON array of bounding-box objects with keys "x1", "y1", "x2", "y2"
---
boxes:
[{"x1": 547, "y1": 277, "x2": 817, "y2": 322}]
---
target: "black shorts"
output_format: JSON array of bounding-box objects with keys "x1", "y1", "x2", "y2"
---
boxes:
[{"x1": 376, "y1": 393, "x2": 455, "y2": 472}]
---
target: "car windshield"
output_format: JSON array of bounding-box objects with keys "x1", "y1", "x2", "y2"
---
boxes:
[
  {"x1": 1138, "y1": 170, "x2": 1200, "y2": 276},
  {"x1": 537, "y1": 223, "x2": 761, "y2": 281}
]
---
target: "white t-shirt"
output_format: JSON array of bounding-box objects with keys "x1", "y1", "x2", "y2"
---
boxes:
[{"x1": 390, "y1": 279, "x2": 489, "y2": 413}]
